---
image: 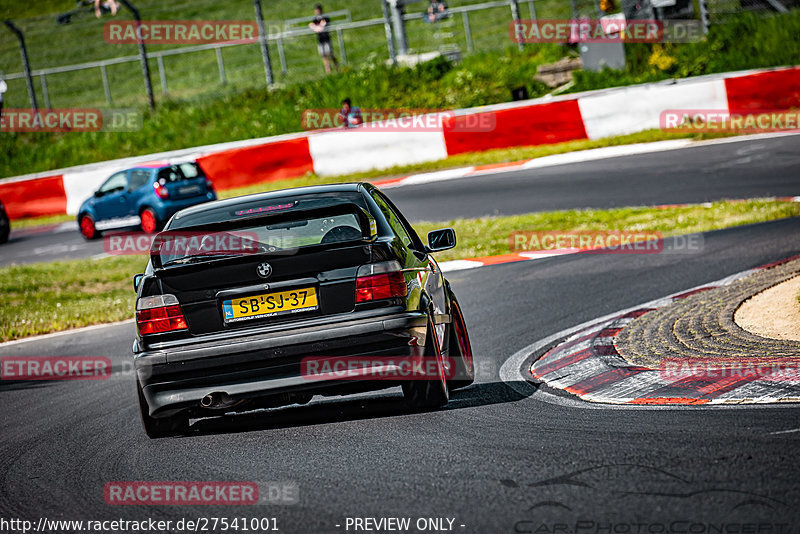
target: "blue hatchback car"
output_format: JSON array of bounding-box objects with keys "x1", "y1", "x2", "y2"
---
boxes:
[{"x1": 78, "y1": 161, "x2": 216, "y2": 240}]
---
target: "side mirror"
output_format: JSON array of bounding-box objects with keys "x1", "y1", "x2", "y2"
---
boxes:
[
  {"x1": 426, "y1": 228, "x2": 456, "y2": 253},
  {"x1": 94, "y1": 190, "x2": 103, "y2": 198},
  {"x1": 133, "y1": 273, "x2": 144, "y2": 292}
]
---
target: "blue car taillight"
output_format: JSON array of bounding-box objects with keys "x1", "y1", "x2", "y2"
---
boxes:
[{"x1": 154, "y1": 181, "x2": 169, "y2": 199}]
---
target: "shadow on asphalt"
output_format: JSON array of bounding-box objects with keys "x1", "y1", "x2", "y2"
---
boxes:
[{"x1": 184, "y1": 380, "x2": 533, "y2": 437}]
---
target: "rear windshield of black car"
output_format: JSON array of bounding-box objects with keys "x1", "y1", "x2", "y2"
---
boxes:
[
  {"x1": 169, "y1": 191, "x2": 368, "y2": 229},
  {"x1": 155, "y1": 211, "x2": 366, "y2": 267}
]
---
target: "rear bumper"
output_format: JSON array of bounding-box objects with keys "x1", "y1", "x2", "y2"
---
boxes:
[{"x1": 134, "y1": 311, "x2": 430, "y2": 417}]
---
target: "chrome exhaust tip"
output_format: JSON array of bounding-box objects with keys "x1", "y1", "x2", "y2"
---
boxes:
[{"x1": 200, "y1": 392, "x2": 234, "y2": 409}]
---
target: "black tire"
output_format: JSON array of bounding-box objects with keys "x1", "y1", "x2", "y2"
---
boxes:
[
  {"x1": 402, "y1": 315, "x2": 449, "y2": 411},
  {"x1": 137, "y1": 381, "x2": 189, "y2": 439},
  {"x1": 447, "y1": 292, "x2": 475, "y2": 390},
  {"x1": 0, "y1": 211, "x2": 9, "y2": 244}
]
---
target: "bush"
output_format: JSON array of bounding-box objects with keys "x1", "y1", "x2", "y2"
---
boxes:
[{"x1": 570, "y1": 10, "x2": 800, "y2": 92}]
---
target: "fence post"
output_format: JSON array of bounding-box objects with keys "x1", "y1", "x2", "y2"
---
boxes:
[
  {"x1": 253, "y1": 0, "x2": 275, "y2": 87},
  {"x1": 510, "y1": 0, "x2": 524, "y2": 51},
  {"x1": 276, "y1": 35, "x2": 288, "y2": 75},
  {"x1": 100, "y1": 64, "x2": 112, "y2": 104},
  {"x1": 461, "y1": 11, "x2": 474, "y2": 53},
  {"x1": 381, "y1": 0, "x2": 397, "y2": 64},
  {"x1": 697, "y1": 0, "x2": 710, "y2": 32},
  {"x1": 3, "y1": 20, "x2": 38, "y2": 113},
  {"x1": 156, "y1": 55, "x2": 167, "y2": 96},
  {"x1": 389, "y1": 0, "x2": 409, "y2": 56},
  {"x1": 215, "y1": 47, "x2": 227, "y2": 84},
  {"x1": 336, "y1": 28, "x2": 347, "y2": 66},
  {"x1": 527, "y1": 0, "x2": 537, "y2": 19},
  {"x1": 40, "y1": 74, "x2": 50, "y2": 109},
  {"x1": 118, "y1": 0, "x2": 155, "y2": 110}
]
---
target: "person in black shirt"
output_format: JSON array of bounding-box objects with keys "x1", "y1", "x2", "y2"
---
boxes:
[{"x1": 309, "y1": 4, "x2": 339, "y2": 74}]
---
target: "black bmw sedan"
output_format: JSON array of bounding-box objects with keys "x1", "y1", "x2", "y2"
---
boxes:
[{"x1": 132, "y1": 183, "x2": 474, "y2": 438}]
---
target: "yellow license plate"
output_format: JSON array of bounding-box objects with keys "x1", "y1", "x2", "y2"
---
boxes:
[{"x1": 222, "y1": 287, "x2": 318, "y2": 323}]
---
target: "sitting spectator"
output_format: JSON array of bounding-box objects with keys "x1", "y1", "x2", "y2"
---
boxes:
[
  {"x1": 338, "y1": 98, "x2": 362, "y2": 128},
  {"x1": 423, "y1": 0, "x2": 449, "y2": 23},
  {"x1": 94, "y1": 0, "x2": 119, "y2": 18}
]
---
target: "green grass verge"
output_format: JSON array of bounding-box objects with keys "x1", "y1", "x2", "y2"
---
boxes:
[
  {"x1": 413, "y1": 199, "x2": 800, "y2": 263},
  {"x1": 2, "y1": 198, "x2": 799, "y2": 342},
  {"x1": 10, "y1": 213, "x2": 75, "y2": 230},
  {"x1": 1, "y1": 255, "x2": 147, "y2": 342}
]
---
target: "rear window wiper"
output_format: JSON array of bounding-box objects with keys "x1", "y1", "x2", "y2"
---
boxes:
[{"x1": 162, "y1": 254, "x2": 242, "y2": 267}]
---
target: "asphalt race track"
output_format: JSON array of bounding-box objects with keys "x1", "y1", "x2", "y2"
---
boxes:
[
  {"x1": 2, "y1": 156, "x2": 800, "y2": 529},
  {"x1": 3, "y1": 133, "x2": 800, "y2": 267}
]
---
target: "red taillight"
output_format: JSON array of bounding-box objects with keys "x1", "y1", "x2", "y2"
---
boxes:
[
  {"x1": 136, "y1": 294, "x2": 187, "y2": 335},
  {"x1": 154, "y1": 181, "x2": 169, "y2": 199},
  {"x1": 356, "y1": 271, "x2": 407, "y2": 303}
]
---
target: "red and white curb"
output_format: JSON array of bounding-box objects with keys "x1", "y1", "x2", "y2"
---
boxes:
[
  {"x1": 372, "y1": 139, "x2": 695, "y2": 189},
  {"x1": 529, "y1": 256, "x2": 800, "y2": 405},
  {"x1": 372, "y1": 133, "x2": 800, "y2": 191}
]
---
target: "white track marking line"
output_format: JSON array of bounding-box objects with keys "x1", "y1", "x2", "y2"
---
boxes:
[
  {"x1": 0, "y1": 319, "x2": 135, "y2": 348},
  {"x1": 770, "y1": 427, "x2": 800, "y2": 435}
]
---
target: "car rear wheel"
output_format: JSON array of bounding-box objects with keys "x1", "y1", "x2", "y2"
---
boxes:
[
  {"x1": 139, "y1": 207, "x2": 159, "y2": 234},
  {"x1": 402, "y1": 315, "x2": 449, "y2": 411},
  {"x1": 137, "y1": 381, "x2": 190, "y2": 439},
  {"x1": 79, "y1": 214, "x2": 99, "y2": 240},
  {"x1": 0, "y1": 211, "x2": 9, "y2": 244},
  {"x1": 447, "y1": 294, "x2": 475, "y2": 390}
]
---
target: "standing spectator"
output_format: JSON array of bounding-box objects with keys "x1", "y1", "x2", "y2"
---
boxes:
[
  {"x1": 309, "y1": 4, "x2": 338, "y2": 74},
  {"x1": 0, "y1": 75, "x2": 7, "y2": 123},
  {"x1": 338, "y1": 98, "x2": 362, "y2": 128}
]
